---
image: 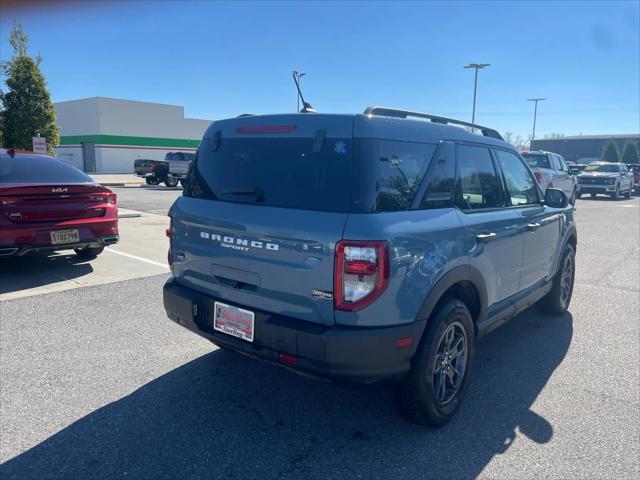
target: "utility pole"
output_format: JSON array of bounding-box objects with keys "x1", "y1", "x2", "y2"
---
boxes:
[
  {"x1": 527, "y1": 98, "x2": 546, "y2": 148},
  {"x1": 464, "y1": 63, "x2": 490, "y2": 125},
  {"x1": 292, "y1": 71, "x2": 306, "y2": 112}
]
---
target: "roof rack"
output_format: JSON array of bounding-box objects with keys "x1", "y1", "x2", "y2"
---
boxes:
[{"x1": 363, "y1": 106, "x2": 504, "y2": 141}]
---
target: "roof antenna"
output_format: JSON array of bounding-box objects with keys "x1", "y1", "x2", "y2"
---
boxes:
[{"x1": 292, "y1": 71, "x2": 315, "y2": 113}]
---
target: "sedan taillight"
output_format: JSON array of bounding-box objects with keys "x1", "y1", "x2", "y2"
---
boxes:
[{"x1": 334, "y1": 240, "x2": 389, "y2": 312}]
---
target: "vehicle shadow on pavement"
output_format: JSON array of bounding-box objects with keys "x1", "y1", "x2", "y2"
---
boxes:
[
  {"x1": 0, "y1": 254, "x2": 93, "y2": 295},
  {"x1": 0, "y1": 309, "x2": 572, "y2": 480}
]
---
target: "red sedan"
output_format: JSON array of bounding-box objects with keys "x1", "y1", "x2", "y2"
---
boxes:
[{"x1": 0, "y1": 149, "x2": 118, "y2": 258}]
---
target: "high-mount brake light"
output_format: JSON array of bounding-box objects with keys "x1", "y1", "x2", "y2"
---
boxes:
[
  {"x1": 236, "y1": 125, "x2": 297, "y2": 134},
  {"x1": 335, "y1": 240, "x2": 389, "y2": 312}
]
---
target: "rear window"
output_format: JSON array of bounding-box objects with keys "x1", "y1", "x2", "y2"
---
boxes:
[
  {"x1": 186, "y1": 136, "x2": 352, "y2": 212},
  {"x1": 166, "y1": 152, "x2": 194, "y2": 161},
  {"x1": 522, "y1": 153, "x2": 551, "y2": 169},
  {"x1": 0, "y1": 154, "x2": 92, "y2": 184}
]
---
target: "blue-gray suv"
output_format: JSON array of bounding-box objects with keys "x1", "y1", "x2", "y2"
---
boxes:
[{"x1": 163, "y1": 107, "x2": 577, "y2": 427}]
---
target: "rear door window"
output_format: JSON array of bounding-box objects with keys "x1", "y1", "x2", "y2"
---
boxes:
[
  {"x1": 0, "y1": 154, "x2": 92, "y2": 184},
  {"x1": 186, "y1": 136, "x2": 352, "y2": 212},
  {"x1": 456, "y1": 144, "x2": 504, "y2": 210}
]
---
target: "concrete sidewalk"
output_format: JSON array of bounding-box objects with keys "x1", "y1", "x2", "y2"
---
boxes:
[{"x1": 90, "y1": 173, "x2": 145, "y2": 186}]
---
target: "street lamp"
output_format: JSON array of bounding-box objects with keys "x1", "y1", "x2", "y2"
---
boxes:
[
  {"x1": 527, "y1": 98, "x2": 546, "y2": 148},
  {"x1": 292, "y1": 71, "x2": 306, "y2": 112},
  {"x1": 464, "y1": 63, "x2": 490, "y2": 125}
]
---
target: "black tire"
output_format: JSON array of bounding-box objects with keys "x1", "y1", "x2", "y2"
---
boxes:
[
  {"x1": 538, "y1": 243, "x2": 575, "y2": 315},
  {"x1": 611, "y1": 185, "x2": 620, "y2": 200},
  {"x1": 145, "y1": 175, "x2": 160, "y2": 186},
  {"x1": 164, "y1": 176, "x2": 178, "y2": 187},
  {"x1": 590, "y1": 193, "x2": 597, "y2": 198},
  {"x1": 626, "y1": 184, "x2": 633, "y2": 198},
  {"x1": 576, "y1": 192, "x2": 582, "y2": 199},
  {"x1": 396, "y1": 298, "x2": 475, "y2": 427},
  {"x1": 74, "y1": 246, "x2": 105, "y2": 259}
]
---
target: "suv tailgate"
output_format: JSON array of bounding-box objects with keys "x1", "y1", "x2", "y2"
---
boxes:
[{"x1": 171, "y1": 199, "x2": 346, "y2": 326}]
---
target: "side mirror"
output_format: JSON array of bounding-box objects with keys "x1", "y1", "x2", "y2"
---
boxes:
[{"x1": 544, "y1": 188, "x2": 568, "y2": 208}]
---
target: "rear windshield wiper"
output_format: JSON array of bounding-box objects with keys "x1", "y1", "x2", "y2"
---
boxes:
[{"x1": 221, "y1": 186, "x2": 265, "y2": 202}]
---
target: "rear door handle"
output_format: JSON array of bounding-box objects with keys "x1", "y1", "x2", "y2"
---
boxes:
[
  {"x1": 476, "y1": 232, "x2": 497, "y2": 242},
  {"x1": 527, "y1": 222, "x2": 541, "y2": 231}
]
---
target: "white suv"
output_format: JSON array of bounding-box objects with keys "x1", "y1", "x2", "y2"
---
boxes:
[{"x1": 521, "y1": 151, "x2": 577, "y2": 204}]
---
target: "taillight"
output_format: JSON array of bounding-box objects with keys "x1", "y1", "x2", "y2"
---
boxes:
[
  {"x1": 89, "y1": 192, "x2": 116, "y2": 204},
  {"x1": 335, "y1": 240, "x2": 389, "y2": 312},
  {"x1": 534, "y1": 172, "x2": 542, "y2": 184},
  {"x1": 0, "y1": 197, "x2": 17, "y2": 206},
  {"x1": 167, "y1": 218, "x2": 173, "y2": 273}
]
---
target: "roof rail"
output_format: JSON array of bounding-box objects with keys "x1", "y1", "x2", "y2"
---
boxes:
[{"x1": 363, "y1": 106, "x2": 504, "y2": 141}]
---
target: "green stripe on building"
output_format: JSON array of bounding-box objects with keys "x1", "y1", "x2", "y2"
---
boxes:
[{"x1": 59, "y1": 134, "x2": 201, "y2": 148}]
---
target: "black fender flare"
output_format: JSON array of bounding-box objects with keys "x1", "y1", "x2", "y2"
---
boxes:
[{"x1": 415, "y1": 264, "x2": 488, "y2": 327}]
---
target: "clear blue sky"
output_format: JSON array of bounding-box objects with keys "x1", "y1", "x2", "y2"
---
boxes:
[{"x1": 1, "y1": 0, "x2": 639, "y2": 138}]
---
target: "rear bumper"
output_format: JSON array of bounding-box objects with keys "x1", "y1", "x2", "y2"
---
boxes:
[
  {"x1": 163, "y1": 279, "x2": 426, "y2": 383},
  {"x1": 0, "y1": 234, "x2": 118, "y2": 257}
]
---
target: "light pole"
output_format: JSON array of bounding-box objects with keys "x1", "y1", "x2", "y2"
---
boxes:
[
  {"x1": 292, "y1": 71, "x2": 306, "y2": 112},
  {"x1": 464, "y1": 63, "x2": 490, "y2": 125},
  {"x1": 527, "y1": 98, "x2": 546, "y2": 148}
]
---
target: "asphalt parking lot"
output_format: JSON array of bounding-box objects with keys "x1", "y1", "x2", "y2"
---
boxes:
[{"x1": 0, "y1": 192, "x2": 638, "y2": 479}]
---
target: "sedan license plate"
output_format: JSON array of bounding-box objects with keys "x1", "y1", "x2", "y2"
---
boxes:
[
  {"x1": 50, "y1": 229, "x2": 80, "y2": 245},
  {"x1": 213, "y1": 302, "x2": 255, "y2": 342}
]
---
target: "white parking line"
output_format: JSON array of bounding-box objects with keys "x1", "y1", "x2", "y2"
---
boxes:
[{"x1": 104, "y1": 248, "x2": 170, "y2": 269}]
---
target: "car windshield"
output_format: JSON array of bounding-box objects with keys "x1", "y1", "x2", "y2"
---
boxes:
[
  {"x1": 0, "y1": 154, "x2": 93, "y2": 184},
  {"x1": 521, "y1": 153, "x2": 551, "y2": 169},
  {"x1": 584, "y1": 164, "x2": 620, "y2": 173}
]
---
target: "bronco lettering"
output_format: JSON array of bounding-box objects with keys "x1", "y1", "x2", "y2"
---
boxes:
[{"x1": 200, "y1": 231, "x2": 279, "y2": 251}]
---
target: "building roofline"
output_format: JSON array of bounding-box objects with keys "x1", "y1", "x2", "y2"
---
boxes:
[{"x1": 534, "y1": 134, "x2": 639, "y2": 141}]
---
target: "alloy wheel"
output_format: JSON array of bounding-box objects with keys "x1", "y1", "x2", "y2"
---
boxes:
[
  {"x1": 560, "y1": 254, "x2": 574, "y2": 309},
  {"x1": 432, "y1": 321, "x2": 468, "y2": 405}
]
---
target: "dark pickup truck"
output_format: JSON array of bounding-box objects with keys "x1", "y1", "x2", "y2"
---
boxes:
[{"x1": 134, "y1": 152, "x2": 195, "y2": 187}]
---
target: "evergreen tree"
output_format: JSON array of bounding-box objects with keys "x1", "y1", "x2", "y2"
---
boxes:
[
  {"x1": 600, "y1": 141, "x2": 619, "y2": 162},
  {"x1": 0, "y1": 22, "x2": 59, "y2": 154},
  {"x1": 620, "y1": 141, "x2": 639, "y2": 165}
]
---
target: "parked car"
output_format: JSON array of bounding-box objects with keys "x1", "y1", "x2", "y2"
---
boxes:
[
  {"x1": 134, "y1": 158, "x2": 169, "y2": 185},
  {"x1": 521, "y1": 150, "x2": 577, "y2": 204},
  {"x1": 163, "y1": 107, "x2": 577, "y2": 427},
  {"x1": 0, "y1": 149, "x2": 118, "y2": 258},
  {"x1": 628, "y1": 164, "x2": 640, "y2": 193},
  {"x1": 134, "y1": 152, "x2": 194, "y2": 187},
  {"x1": 165, "y1": 151, "x2": 194, "y2": 188},
  {"x1": 576, "y1": 162, "x2": 634, "y2": 199}
]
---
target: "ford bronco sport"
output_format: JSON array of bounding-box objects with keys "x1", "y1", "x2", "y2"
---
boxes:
[{"x1": 163, "y1": 107, "x2": 577, "y2": 427}]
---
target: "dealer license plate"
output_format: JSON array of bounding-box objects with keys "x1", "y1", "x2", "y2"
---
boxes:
[
  {"x1": 213, "y1": 302, "x2": 255, "y2": 342},
  {"x1": 50, "y1": 229, "x2": 80, "y2": 245}
]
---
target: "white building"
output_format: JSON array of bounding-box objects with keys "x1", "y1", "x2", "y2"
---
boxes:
[{"x1": 54, "y1": 97, "x2": 212, "y2": 173}]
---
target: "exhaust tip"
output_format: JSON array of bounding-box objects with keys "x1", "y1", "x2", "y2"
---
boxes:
[{"x1": 102, "y1": 236, "x2": 119, "y2": 246}]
